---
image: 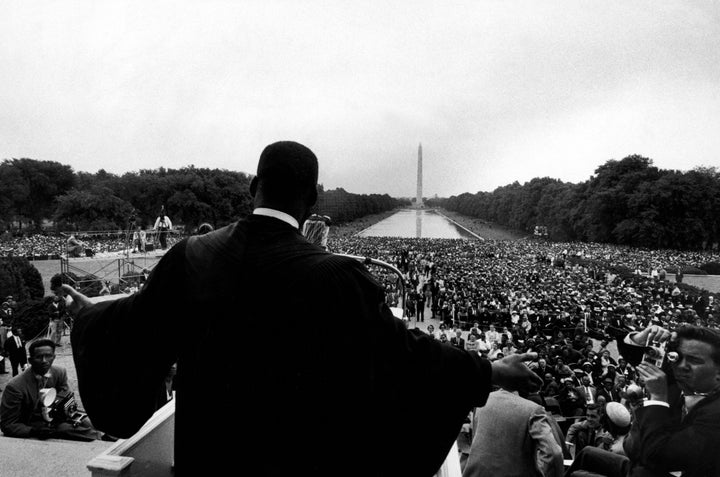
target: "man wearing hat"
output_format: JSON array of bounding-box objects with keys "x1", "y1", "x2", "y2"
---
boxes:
[
  {"x1": 597, "y1": 376, "x2": 621, "y2": 403},
  {"x1": 59, "y1": 141, "x2": 543, "y2": 476}
]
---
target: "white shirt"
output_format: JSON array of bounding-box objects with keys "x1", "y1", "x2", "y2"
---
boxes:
[
  {"x1": 253, "y1": 208, "x2": 299, "y2": 229},
  {"x1": 153, "y1": 215, "x2": 173, "y2": 230}
]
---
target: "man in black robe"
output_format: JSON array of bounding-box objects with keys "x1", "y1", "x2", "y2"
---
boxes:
[{"x1": 60, "y1": 141, "x2": 541, "y2": 476}]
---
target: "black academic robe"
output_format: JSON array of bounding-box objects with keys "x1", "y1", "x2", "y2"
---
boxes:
[{"x1": 72, "y1": 216, "x2": 492, "y2": 476}]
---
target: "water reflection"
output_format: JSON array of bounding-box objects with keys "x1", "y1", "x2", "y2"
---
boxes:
[{"x1": 357, "y1": 209, "x2": 478, "y2": 239}]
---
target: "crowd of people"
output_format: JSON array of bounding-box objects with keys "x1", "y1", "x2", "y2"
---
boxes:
[
  {"x1": 0, "y1": 229, "x2": 182, "y2": 258},
  {"x1": 2, "y1": 140, "x2": 720, "y2": 476},
  {"x1": 329, "y1": 236, "x2": 718, "y2": 334},
  {"x1": 326, "y1": 235, "x2": 720, "y2": 476}
]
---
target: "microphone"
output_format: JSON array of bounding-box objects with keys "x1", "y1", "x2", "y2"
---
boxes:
[{"x1": 302, "y1": 214, "x2": 331, "y2": 250}]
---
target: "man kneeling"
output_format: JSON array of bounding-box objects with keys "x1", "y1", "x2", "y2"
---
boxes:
[{"x1": 0, "y1": 339, "x2": 102, "y2": 441}]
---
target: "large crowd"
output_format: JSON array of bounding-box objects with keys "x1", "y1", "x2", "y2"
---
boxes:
[
  {"x1": 327, "y1": 235, "x2": 720, "y2": 465},
  {"x1": 329, "y1": 236, "x2": 718, "y2": 332},
  {"x1": 0, "y1": 230, "x2": 183, "y2": 258},
  {"x1": 2, "y1": 229, "x2": 720, "y2": 471}
]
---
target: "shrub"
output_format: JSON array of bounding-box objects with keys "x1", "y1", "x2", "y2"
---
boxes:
[
  {"x1": 700, "y1": 261, "x2": 720, "y2": 275},
  {"x1": 676, "y1": 265, "x2": 706, "y2": 275},
  {"x1": 12, "y1": 297, "x2": 56, "y2": 341},
  {"x1": 0, "y1": 257, "x2": 45, "y2": 302}
]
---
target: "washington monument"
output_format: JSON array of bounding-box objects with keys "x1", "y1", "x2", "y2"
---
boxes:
[{"x1": 416, "y1": 143, "x2": 423, "y2": 207}]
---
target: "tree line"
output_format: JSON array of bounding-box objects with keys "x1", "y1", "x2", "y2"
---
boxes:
[
  {"x1": 0, "y1": 158, "x2": 406, "y2": 233},
  {"x1": 428, "y1": 155, "x2": 720, "y2": 251}
]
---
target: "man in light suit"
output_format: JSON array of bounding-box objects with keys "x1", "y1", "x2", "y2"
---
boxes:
[
  {"x1": 61, "y1": 141, "x2": 542, "y2": 477},
  {"x1": 463, "y1": 386, "x2": 565, "y2": 477}
]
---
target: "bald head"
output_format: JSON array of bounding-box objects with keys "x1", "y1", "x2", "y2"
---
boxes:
[{"x1": 250, "y1": 141, "x2": 319, "y2": 220}]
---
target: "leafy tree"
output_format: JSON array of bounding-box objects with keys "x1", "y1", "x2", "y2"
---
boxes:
[
  {"x1": 54, "y1": 187, "x2": 135, "y2": 230},
  {"x1": 0, "y1": 159, "x2": 75, "y2": 229},
  {"x1": 317, "y1": 188, "x2": 401, "y2": 223},
  {"x1": 0, "y1": 161, "x2": 30, "y2": 229},
  {"x1": 439, "y1": 154, "x2": 720, "y2": 250}
]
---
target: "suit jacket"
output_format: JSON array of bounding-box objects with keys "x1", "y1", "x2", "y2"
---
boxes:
[
  {"x1": 619, "y1": 335, "x2": 720, "y2": 477},
  {"x1": 72, "y1": 215, "x2": 493, "y2": 476},
  {"x1": 463, "y1": 390, "x2": 565, "y2": 477},
  {"x1": 0, "y1": 365, "x2": 69, "y2": 437},
  {"x1": 450, "y1": 337, "x2": 466, "y2": 349},
  {"x1": 576, "y1": 384, "x2": 599, "y2": 405},
  {"x1": 4, "y1": 334, "x2": 27, "y2": 365},
  {"x1": 566, "y1": 419, "x2": 603, "y2": 455},
  {"x1": 596, "y1": 386, "x2": 621, "y2": 403}
]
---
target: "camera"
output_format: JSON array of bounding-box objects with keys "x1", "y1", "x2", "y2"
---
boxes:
[
  {"x1": 642, "y1": 338, "x2": 679, "y2": 367},
  {"x1": 642, "y1": 342, "x2": 666, "y2": 367},
  {"x1": 49, "y1": 392, "x2": 87, "y2": 428}
]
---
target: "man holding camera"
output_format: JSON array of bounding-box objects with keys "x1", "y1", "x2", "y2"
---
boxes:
[
  {"x1": 568, "y1": 324, "x2": 720, "y2": 477},
  {"x1": 0, "y1": 339, "x2": 100, "y2": 441},
  {"x1": 617, "y1": 324, "x2": 720, "y2": 477}
]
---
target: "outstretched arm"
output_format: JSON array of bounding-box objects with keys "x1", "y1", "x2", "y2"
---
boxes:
[{"x1": 66, "y1": 242, "x2": 187, "y2": 437}]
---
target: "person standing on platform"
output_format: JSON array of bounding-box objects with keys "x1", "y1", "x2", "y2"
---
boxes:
[
  {"x1": 153, "y1": 207, "x2": 172, "y2": 250},
  {"x1": 132, "y1": 224, "x2": 147, "y2": 253},
  {"x1": 58, "y1": 140, "x2": 543, "y2": 477}
]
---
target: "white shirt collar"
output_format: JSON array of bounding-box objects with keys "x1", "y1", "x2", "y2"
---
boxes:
[{"x1": 253, "y1": 208, "x2": 299, "y2": 229}]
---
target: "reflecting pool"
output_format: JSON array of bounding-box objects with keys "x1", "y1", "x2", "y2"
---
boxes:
[{"x1": 356, "y1": 209, "x2": 479, "y2": 239}]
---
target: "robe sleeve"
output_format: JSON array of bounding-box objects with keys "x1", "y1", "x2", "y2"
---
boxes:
[{"x1": 70, "y1": 241, "x2": 188, "y2": 437}]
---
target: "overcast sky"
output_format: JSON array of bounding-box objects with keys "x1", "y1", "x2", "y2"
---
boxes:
[{"x1": 1, "y1": 1, "x2": 718, "y2": 198}]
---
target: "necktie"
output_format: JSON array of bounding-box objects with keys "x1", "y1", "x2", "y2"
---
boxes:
[
  {"x1": 15, "y1": 336, "x2": 21, "y2": 347},
  {"x1": 681, "y1": 395, "x2": 688, "y2": 420}
]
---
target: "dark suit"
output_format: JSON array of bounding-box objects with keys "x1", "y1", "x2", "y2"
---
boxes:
[
  {"x1": 619, "y1": 336, "x2": 720, "y2": 477},
  {"x1": 597, "y1": 385, "x2": 621, "y2": 403},
  {"x1": 0, "y1": 365, "x2": 69, "y2": 437},
  {"x1": 72, "y1": 215, "x2": 493, "y2": 476},
  {"x1": 3, "y1": 334, "x2": 27, "y2": 376},
  {"x1": 450, "y1": 336, "x2": 466, "y2": 350}
]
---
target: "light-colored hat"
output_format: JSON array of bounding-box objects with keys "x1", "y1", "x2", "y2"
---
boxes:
[{"x1": 605, "y1": 402, "x2": 631, "y2": 427}]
